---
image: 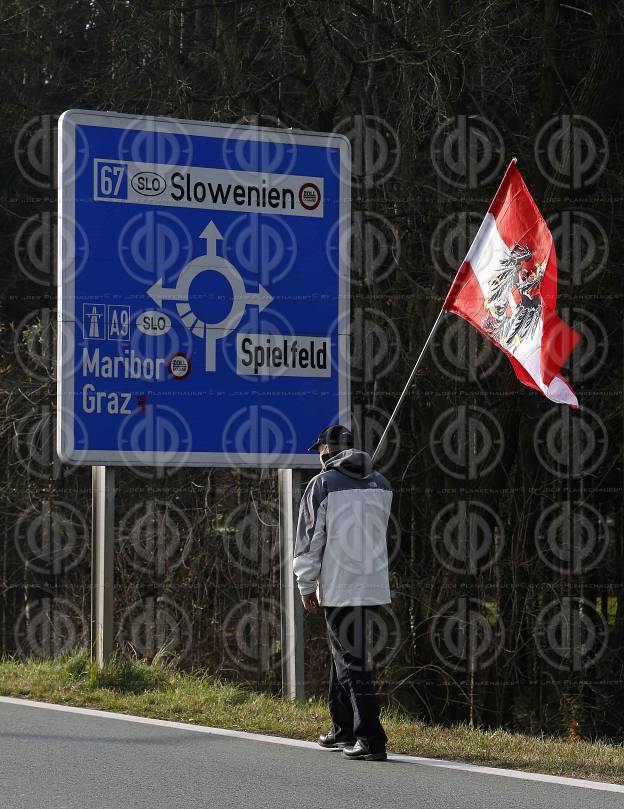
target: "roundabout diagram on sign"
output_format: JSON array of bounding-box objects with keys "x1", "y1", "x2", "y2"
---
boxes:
[{"x1": 146, "y1": 220, "x2": 273, "y2": 372}]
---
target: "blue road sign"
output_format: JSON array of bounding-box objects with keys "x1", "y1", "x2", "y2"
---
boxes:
[{"x1": 57, "y1": 110, "x2": 350, "y2": 467}]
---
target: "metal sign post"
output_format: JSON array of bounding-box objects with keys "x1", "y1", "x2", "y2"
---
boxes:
[
  {"x1": 91, "y1": 465, "x2": 115, "y2": 667},
  {"x1": 278, "y1": 468, "x2": 304, "y2": 700}
]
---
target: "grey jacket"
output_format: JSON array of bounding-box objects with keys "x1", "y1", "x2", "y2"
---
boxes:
[{"x1": 293, "y1": 449, "x2": 393, "y2": 607}]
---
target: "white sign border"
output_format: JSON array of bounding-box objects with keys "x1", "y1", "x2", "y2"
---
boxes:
[{"x1": 57, "y1": 109, "x2": 350, "y2": 468}]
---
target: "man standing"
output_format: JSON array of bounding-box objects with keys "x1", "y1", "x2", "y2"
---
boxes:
[{"x1": 293, "y1": 424, "x2": 393, "y2": 762}]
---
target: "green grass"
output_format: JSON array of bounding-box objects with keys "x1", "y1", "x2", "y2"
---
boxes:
[{"x1": 1, "y1": 649, "x2": 624, "y2": 784}]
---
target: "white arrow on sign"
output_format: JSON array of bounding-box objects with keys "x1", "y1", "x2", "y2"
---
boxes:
[
  {"x1": 241, "y1": 286, "x2": 273, "y2": 311},
  {"x1": 201, "y1": 221, "x2": 223, "y2": 258},
  {"x1": 146, "y1": 278, "x2": 186, "y2": 307}
]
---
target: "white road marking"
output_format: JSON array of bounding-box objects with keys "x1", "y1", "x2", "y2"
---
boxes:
[{"x1": 1, "y1": 696, "x2": 623, "y2": 794}]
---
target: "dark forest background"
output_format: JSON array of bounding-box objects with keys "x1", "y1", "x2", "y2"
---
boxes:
[{"x1": 1, "y1": 0, "x2": 623, "y2": 739}]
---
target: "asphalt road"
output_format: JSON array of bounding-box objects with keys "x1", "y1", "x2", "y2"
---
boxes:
[{"x1": 1, "y1": 698, "x2": 623, "y2": 809}]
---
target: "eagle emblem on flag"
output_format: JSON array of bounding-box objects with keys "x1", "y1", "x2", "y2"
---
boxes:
[{"x1": 481, "y1": 243, "x2": 547, "y2": 352}]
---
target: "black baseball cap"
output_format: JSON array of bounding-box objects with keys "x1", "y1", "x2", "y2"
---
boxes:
[{"x1": 308, "y1": 424, "x2": 354, "y2": 452}]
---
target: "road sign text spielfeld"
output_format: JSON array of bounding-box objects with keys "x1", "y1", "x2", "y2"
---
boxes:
[
  {"x1": 236, "y1": 334, "x2": 330, "y2": 377},
  {"x1": 58, "y1": 110, "x2": 350, "y2": 467}
]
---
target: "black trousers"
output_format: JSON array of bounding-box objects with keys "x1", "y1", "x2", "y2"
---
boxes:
[{"x1": 324, "y1": 605, "x2": 388, "y2": 752}]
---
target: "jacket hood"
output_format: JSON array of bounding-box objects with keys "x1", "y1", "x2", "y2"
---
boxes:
[{"x1": 323, "y1": 448, "x2": 373, "y2": 479}]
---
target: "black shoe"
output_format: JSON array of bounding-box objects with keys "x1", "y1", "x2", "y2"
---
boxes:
[
  {"x1": 342, "y1": 739, "x2": 387, "y2": 761},
  {"x1": 318, "y1": 731, "x2": 356, "y2": 749}
]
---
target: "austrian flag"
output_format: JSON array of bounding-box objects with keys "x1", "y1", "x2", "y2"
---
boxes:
[{"x1": 443, "y1": 160, "x2": 580, "y2": 406}]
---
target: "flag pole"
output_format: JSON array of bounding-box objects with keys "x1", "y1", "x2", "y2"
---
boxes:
[{"x1": 371, "y1": 307, "x2": 446, "y2": 464}]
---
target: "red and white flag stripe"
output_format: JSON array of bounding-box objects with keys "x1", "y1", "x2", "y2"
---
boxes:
[{"x1": 443, "y1": 160, "x2": 580, "y2": 407}]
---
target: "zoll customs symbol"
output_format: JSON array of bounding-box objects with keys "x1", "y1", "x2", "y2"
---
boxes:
[
  {"x1": 168, "y1": 352, "x2": 191, "y2": 380},
  {"x1": 298, "y1": 182, "x2": 321, "y2": 210}
]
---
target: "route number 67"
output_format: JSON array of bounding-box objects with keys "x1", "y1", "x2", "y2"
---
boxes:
[{"x1": 95, "y1": 161, "x2": 128, "y2": 200}]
